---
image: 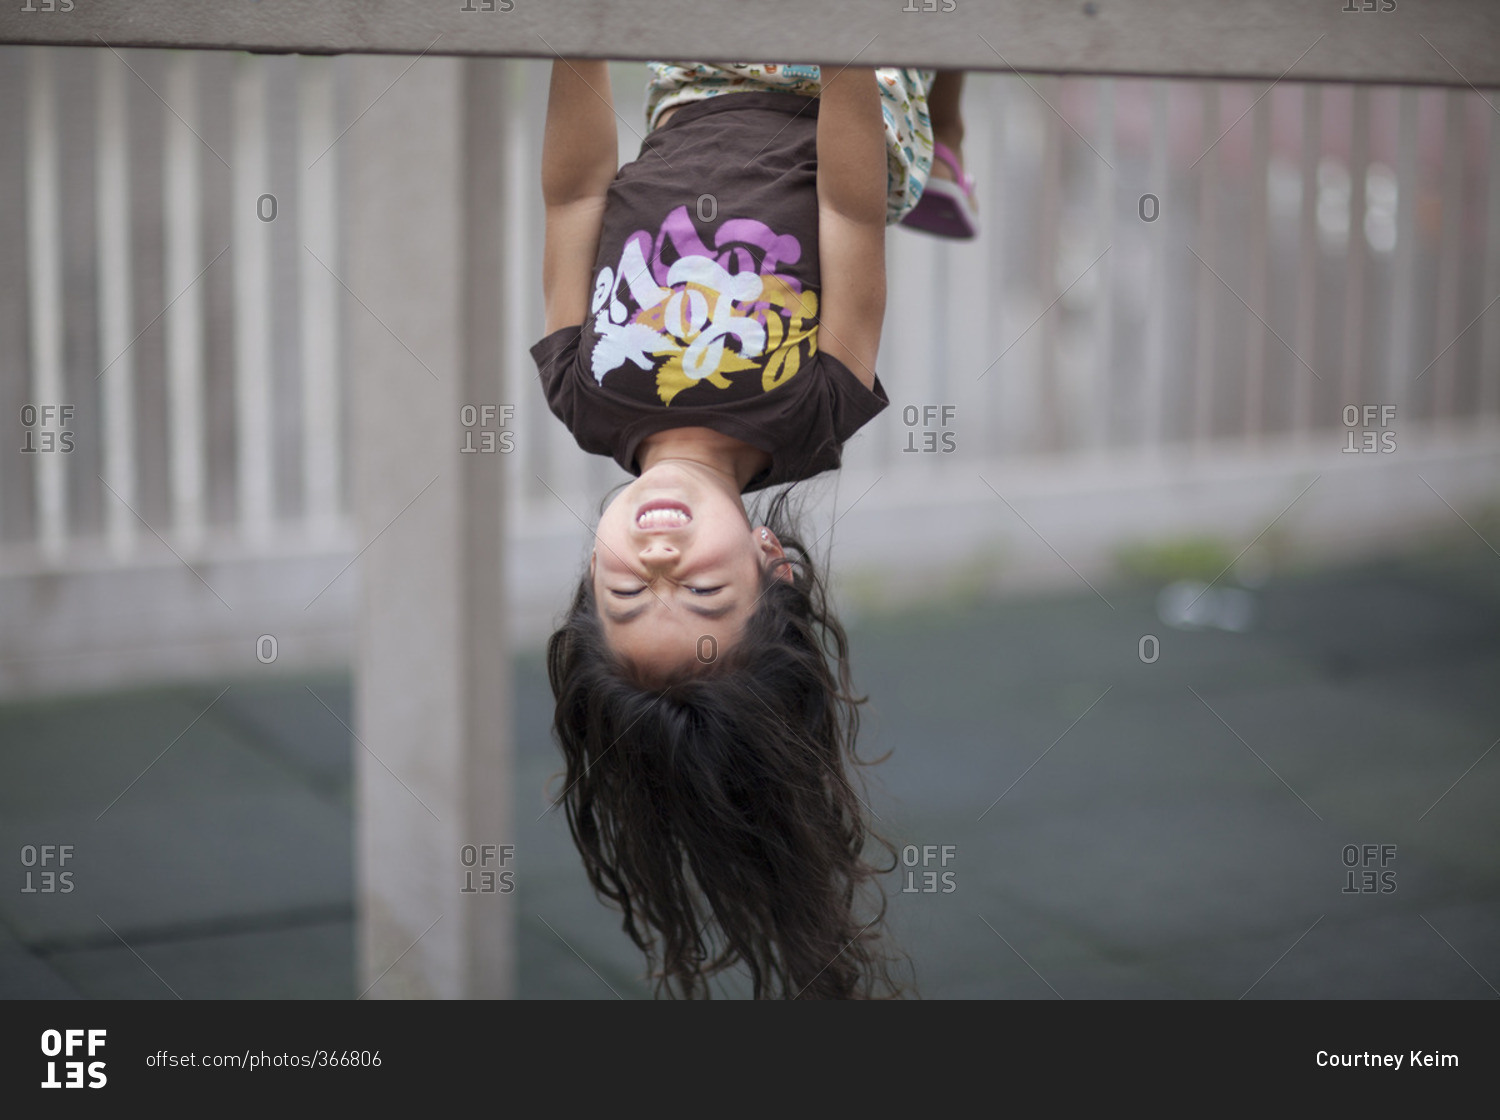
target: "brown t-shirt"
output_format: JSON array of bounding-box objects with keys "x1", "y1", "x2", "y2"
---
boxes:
[{"x1": 530, "y1": 90, "x2": 889, "y2": 493}]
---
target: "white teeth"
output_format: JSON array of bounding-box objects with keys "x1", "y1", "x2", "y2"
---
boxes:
[{"x1": 637, "y1": 508, "x2": 690, "y2": 529}]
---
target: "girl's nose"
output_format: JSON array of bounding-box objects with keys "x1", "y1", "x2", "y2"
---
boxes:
[{"x1": 638, "y1": 543, "x2": 678, "y2": 569}]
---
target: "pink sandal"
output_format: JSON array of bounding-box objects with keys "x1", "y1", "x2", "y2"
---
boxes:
[{"x1": 900, "y1": 141, "x2": 979, "y2": 239}]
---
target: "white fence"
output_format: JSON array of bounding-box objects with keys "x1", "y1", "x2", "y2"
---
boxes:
[{"x1": 3, "y1": 48, "x2": 1499, "y2": 697}]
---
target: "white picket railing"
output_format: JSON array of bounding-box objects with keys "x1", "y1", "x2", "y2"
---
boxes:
[{"x1": 3, "y1": 48, "x2": 1498, "y2": 696}]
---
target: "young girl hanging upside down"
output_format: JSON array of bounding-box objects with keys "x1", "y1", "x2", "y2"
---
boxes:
[{"x1": 533, "y1": 58, "x2": 976, "y2": 999}]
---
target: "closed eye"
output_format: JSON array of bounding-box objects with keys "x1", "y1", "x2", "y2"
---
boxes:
[{"x1": 610, "y1": 584, "x2": 722, "y2": 597}]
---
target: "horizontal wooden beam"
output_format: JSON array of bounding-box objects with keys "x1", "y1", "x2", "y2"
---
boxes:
[{"x1": 1, "y1": 0, "x2": 1497, "y2": 87}]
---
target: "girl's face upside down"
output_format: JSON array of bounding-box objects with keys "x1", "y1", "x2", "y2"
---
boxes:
[{"x1": 591, "y1": 458, "x2": 791, "y2": 676}]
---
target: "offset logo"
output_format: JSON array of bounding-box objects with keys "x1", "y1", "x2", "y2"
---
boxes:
[
  {"x1": 20, "y1": 844, "x2": 75, "y2": 893},
  {"x1": 900, "y1": 844, "x2": 957, "y2": 894},
  {"x1": 459, "y1": 844, "x2": 515, "y2": 895},
  {"x1": 40, "y1": 1029, "x2": 106, "y2": 1089}
]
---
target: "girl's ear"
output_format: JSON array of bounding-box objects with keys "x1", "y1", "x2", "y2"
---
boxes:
[
  {"x1": 589, "y1": 551, "x2": 597, "y2": 581},
  {"x1": 756, "y1": 528, "x2": 795, "y2": 583}
]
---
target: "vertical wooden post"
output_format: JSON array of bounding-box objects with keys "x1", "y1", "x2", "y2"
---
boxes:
[
  {"x1": 234, "y1": 53, "x2": 274, "y2": 545},
  {"x1": 1191, "y1": 84, "x2": 1220, "y2": 447},
  {"x1": 1142, "y1": 81, "x2": 1169, "y2": 448},
  {"x1": 1292, "y1": 84, "x2": 1321, "y2": 440},
  {"x1": 1087, "y1": 77, "x2": 1114, "y2": 453},
  {"x1": 1035, "y1": 76, "x2": 1063, "y2": 454},
  {"x1": 163, "y1": 52, "x2": 207, "y2": 551},
  {"x1": 347, "y1": 55, "x2": 513, "y2": 999},
  {"x1": 1340, "y1": 86, "x2": 1370, "y2": 422},
  {"x1": 1480, "y1": 102, "x2": 1500, "y2": 420},
  {"x1": 299, "y1": 57, "x2": 341, "y2": 538},
  {"x1": 96, "y1": 48, "x2": 137, "y2": 559},
  {"x1": 458, "y1": 55, "x2": 513, "y2": 1001},
  {"x1": 1243, "y1": 86, "x2": 1271, "y2": 441},
  {"x1": 1430, "y1": 89, "x2": 1466, "y2": 421},
  {"x1": 27, "y1": 48, "x2": 65, "y2": 557}
]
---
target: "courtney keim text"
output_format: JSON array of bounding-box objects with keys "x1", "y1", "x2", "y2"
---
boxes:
[{"x1": 1316, "y1": 1051, "x2": 1458, "y2": 1070}]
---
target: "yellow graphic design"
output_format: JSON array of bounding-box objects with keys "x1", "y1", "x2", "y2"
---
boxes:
[{"x1": 637, "y1": 273, "x2": 819, "y2": 405}]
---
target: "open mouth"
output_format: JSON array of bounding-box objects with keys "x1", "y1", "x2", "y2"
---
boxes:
[{"x1": 636, "y1": 500, "x2": 692, "y2": 531}]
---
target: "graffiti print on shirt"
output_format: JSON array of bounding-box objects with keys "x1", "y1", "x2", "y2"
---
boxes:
[{"x1": 590, "y1": 205, "x2": 819, "y2": 405}]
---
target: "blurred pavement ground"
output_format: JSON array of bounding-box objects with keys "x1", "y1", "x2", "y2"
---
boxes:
[{"x1": 2, "y1": 531, "x2": 1496, "y2": 999}]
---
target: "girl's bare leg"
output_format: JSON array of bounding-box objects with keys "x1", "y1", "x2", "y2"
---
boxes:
[{"x1": 926, "y1": 70, "x2": 973, "y2": 209}]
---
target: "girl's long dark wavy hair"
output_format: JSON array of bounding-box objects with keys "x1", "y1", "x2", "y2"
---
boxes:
[{"x1": 546, "y1": 487, "x2": 908, "y2": 998}]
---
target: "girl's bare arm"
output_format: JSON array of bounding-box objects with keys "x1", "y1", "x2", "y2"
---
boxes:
[
  {"x1": 814, "y1": 66, "x2": 887, "y2": 391},
  {"x1": 541, "y1": 60, "x2": 618, "y2": 334}
]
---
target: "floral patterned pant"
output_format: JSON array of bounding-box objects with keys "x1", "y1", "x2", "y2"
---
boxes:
[{"x1": 644, "y1": 62, "x2": 938, "y2": 227}]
